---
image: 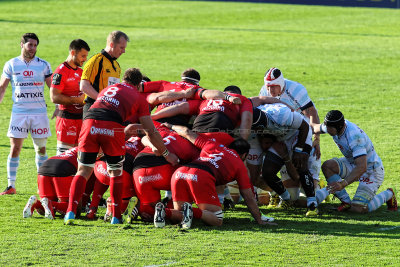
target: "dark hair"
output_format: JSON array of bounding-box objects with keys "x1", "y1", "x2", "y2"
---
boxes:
[
  {"x1": 142, "y1": 75, "x2": 151, "y2": 82},
  {"x1": 258, "y1": 133, "x2": 277, "y2": 142},
  {"x1": 228, "y1": 138, "x2": 250, "y2": 156},
  {"x1": 123, "y1": 68, "x2": 143, "y2": 86},
  {"x1": 69, "y1": 39, "x2": 90, "y2": 52},
  {"x1": 181, "y1": 68, "x2": 200, "y2": 84},
  {"x1": 21, "y1": 33, "x2": 39, "y2": 45},
  {"x1": 224, "y1": 85, "x2": 242, "y2": 95},
  {"x1": 107, "y1": 30, "x2": 129, "y2": 44},
  {"x1": 324, "y1": 110, "x2": 345, "y2": 132}
]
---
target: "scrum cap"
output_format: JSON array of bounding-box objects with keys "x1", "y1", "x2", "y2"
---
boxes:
[{"x1": 264, "y1": 68, "x2": 285, "y2": 90}]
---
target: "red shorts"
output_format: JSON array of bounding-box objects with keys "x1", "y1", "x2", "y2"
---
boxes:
[
  {"x1": 56, "y1": 117, "x2": 82, "y2": 145},
  {"x1": 199, "y1": 132, "x2": 234, "y2": 146},
  {"x1": 171, "y1": 166, "x2": 220, "y2": 206},
  {"x1": 78, "y1": 119, "x2": 125, "y2": 156},
  {"x1": 94, "y1": 160, "x2": 135, "y2": 199},
  {"x1": 133, "y1": 164, "x2": 175, "y2": 205},
  {"x1": 38, "y1": 175, "x2": 73, "y2": 200}
]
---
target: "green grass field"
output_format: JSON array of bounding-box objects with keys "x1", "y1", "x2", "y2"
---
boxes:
[{"x1": 0, "y1": 0, "x2": 400, "y2": 265}]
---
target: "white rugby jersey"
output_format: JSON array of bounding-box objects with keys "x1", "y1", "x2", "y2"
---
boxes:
[
  {"x1": 333, "y1": 120, "x2": 383, "y2": 170},
  {"x1": 2, "y1": 56, "x2": 52, "y2": 114},
  {"x1": 259, "y1": 79, "x2": 313, "y2": 114},
  {"x1": 256, "y1": 103, "x2": 304, "y2": 141}
]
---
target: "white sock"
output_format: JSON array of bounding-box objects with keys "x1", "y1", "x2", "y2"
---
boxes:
[
  {"x1": 35, "y1": 154, "x2": 48, "y2": 171},
  {"x1": 368, "y1": 189, "x2": 393, "y2": 212},
  {"x1": 316, "y1": 187, "x2": 330, "y2": 204},
  {"x1": 7, "y1": 155, "x2": 19, "y2": 188}
]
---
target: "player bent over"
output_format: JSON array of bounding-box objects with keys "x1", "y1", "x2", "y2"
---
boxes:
[
  {"x1": 23, "y1": 147, "x2": 94, "y2": 219},
  {"x1": 132, "y1": 122, "x2": 200, "y2": 222},
  {"x1": 311, "y1": 110, "x2": 397, "y2": 213},
  {"x1": 153, "y1": 124, "x2": 274, "y2": 229},
  {"x1": 64, "y1": 68, "x2": 179, "y2": 225}
]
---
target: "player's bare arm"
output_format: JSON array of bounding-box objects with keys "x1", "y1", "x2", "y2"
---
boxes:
[
  {"x1": 151, "y1": 102, "x2": 190, "y2": 120},
  {"x1": 50, "y1": 87, "x2": 84, "y2": 105},
  {"x1": 168, "y1": 124, "x2": 198, "y2": 144},
  {"x1": 240, "y1": 188, "x2": 266, "y2": 225},
  {"x1": 200, "y1": 89, "x2": 241, "y2": 104},
  {"x1": 139, "y1": 115, "x2": 179, "y2": 165},
  {"x1": 303, "y1": 105, "x2": 321, "y2": 159},
  {"x1": 238, "y1": 111, "x2": 252, "y2": 140},
  {"x1": 80, "y1": 79, "x2": 99, "y2": 99},
  {"x1": 147, "y1": 87, "x2": 196, "y2": 106},
  {"x1": 249, "y1": 96, "x2": 285, "y2": 108},
  {"x1": 0, "y1": 76, "x2": 10, "y2": 103}
]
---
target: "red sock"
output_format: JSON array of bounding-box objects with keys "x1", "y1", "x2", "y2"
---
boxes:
[
  {"x1": 110, "y1": 175, "x2": 123, "y2": 219},
  {"x1": 121, "y1": 198, "x2": 131, "y2": 214},
  {"x1": 90, "y1": 180, "x2": 109, "y2": 209},
  {"x1": 82, "y1": 174, "x2": 96, "y2": 207},
  {"x1": 165, "y1": 207, "x2": 172, "y2": 219},
  {"x1": 52, "y1": 202, "x2": 68, "y2": 214},
  {"x1": 67, "y1": 175, "x2": 87, "y2": 214},
  {"x1": 33, "y1": 200, "x2": 44, "y2": 215},
  {"x1": 192, "y1": 207, "x2": 203, "y2": 219}
]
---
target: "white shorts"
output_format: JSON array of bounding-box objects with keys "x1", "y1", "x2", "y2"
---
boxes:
[
  {"x1": 332, "y1": 157, "x2": 384, "y2": 206},
  {"x1": 7, "y1": 113, "x2": 51, "y2": 139},
  {"x1": 247, "y1": 133, "x2": 264, "y2": 165}
]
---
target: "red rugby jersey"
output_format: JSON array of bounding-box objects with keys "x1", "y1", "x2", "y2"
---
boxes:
[
  {"x1": 51, "y1": 62, "x2": 83, "y2": 114},
  {"x1": 140, "y1": 122, "x2": 200, "y2": 163},
  {"x1": 196, "y1": 93, "x2": 253, "y2": 127},
  {"x1": 89, "y1": 82, "x2": 150, "y2": 123},
  {"x1": 192, "y1": 135, "x2": 252, "y2": 189}
]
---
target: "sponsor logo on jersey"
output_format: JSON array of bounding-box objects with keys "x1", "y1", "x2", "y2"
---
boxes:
[
  {"x1": 52, "y1": 73, "x2": 62, "y2": 85},
  {"x1": 199, "y1": 152, "x2": 223, "y2": 169},
  {"x1": 99, "y1": 95, "x2": 120, "y2": 107},
  {"x1": 175, "y1": 171, "x2": 198, "y2": 182},
  {"x1": 90, "y1": 126, "x2": 114, "y2": 136},
  {"x1": 31, "y1": 128, "x2": 49, "y2": 135},
  {"x1": 138, "y1": 173, "x2": 162, "y2": 184},
  {"x1": 10, "y1": 126, "x2": 29, "y2": 133},
  {"x1": 15, "y1": 92, "x2": 44, "y2": 98},
  {"x1": 96, "y1": 163, "x2": 109, "y2": 177},
  {"x1": 14, "y1": 82, "x2": 44, "y2": 87},
  {"x1": 23, "y1": 70, "x2": 34, "y2": 77},
  {"x1": 67, "y1": 126, "x2": 77, "y2": 136}
]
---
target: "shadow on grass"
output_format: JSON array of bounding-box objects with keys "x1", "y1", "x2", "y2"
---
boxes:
[{"x1": 212, "y1": 204, "x2": 400, "y2": 239}]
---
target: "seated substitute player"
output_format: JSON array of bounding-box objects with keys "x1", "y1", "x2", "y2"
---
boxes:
[
  {"x1": 310, "y1": 110, "x2": 397, "y2": 213},
  {"x1": 23, "y1": 147, "x2": 96, "y2": 219},
  {"x1": 64, "y1": 68, "x2": 179, "y2": 225},
  {"x1": 50, "y1": 39, "x2": 90, "y2": 155},
  {"x1": 153, "y1": 124, "x2": 274, "y2": 229},
  {"x1": 86, "y1": 136, "x2": 144, "y2": 221},
  {"x1": 249, "y1": 99, "x2": 318, "y2": 216}
]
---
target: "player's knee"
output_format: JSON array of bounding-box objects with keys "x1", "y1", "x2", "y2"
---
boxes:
[
  {"x1": 321, "y1": 159, "x2": 338, "y2": 175},
  {"x1": 33, "y1": 138, "x2": 47, "y2": 156}
]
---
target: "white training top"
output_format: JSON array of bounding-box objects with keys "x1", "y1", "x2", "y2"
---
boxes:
[{"x1": 2, "y1": 56, "x2": 52, "y2": 114}]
